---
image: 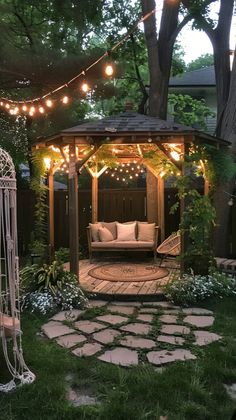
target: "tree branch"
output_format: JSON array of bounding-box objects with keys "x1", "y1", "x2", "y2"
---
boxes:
[{"x1": 170, "y1": 14, "x2": 193, "y2": 46}]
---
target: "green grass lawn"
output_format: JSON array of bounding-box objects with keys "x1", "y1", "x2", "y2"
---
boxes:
[{"x1": 0, "y1": 297, "x2": 235, "y2": 420}]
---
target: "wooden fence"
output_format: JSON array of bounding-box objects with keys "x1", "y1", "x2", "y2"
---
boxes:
[
  {"x1": 17, "y1": 188, "x2": 236, "y2": 257},
  {"x1": 17, "y1": 188, "x2": 180, "y2": 256}
]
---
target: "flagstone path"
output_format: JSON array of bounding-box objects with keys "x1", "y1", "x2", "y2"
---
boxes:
[{"x1": 41, "y1": 300, "x2": 222, "y2": 367}]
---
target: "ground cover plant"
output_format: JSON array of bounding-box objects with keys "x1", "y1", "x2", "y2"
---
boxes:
[
  {"x1": 0, "y1": 297, "x2": 235, "y2": 420},
  {"x1": 164, "y1": 269, "x2": 236, "y2": 306}
]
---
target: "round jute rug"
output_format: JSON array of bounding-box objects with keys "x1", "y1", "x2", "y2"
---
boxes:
[{"x1": 88, "y1": 263, "x2": 169, "y2": 282}]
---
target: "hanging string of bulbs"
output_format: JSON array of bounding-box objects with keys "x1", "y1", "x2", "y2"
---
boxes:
[
  {"x1": 0, "y1": 7, "x2": 157, "y2": 118},
  {"x1": 105, "y1": 161, "x2": 146, "y2": 183}
]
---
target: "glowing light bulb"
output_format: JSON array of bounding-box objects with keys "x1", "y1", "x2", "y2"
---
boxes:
[
  {"x1": 160, "y1": 171, "x2": 165, "y2": 178},
  {"x1": 30, "y1": 106, "x2": 35, "y2": 114},
  {"x1": 122, "y1": 178, "x2": 125, "y2": 182},
  {"x1": 43, "y1": 157, "x2": 51, "y2": 170},
  {"x1": 105, "y1": 64, "x2": 114, "y2": 76},
  {"x1": 111, "y1": 174, "x2": 114, "y2": 177},
  {"x1": 62, "y1": 95, "x2": 69, "y2": 104},
  {"x1": 130, "y1": 175, "x2": 133, "y2": 179},
  {"x1": 22, "y1": 105, "x2": 27, "y2": 112},
  {"x1": 39, "y1": 106, "x2": 45, "y2": 114},
  {"x1": 46, "y1": 99, "x2": 53, "y2": 107},
  {"x1": 9, "y1": 109, "x2": 14, "y2": 115},
  {"x1": 135, "y1": 173, "x2": 138, "y2": 177},
  {"x1": 0, "y1": 102, "x2": 3, "y2": 106},
  {"x1": 81, "y1": 82, "x2": 89, "y2": 93},
  {"x1": 170, "y1": 150, "x2": 180, "y2": 161},
  {"x1": 116, "y1": 177, "x2": 119, "y2": 181},
  {"x1": 5, "y1": 103, "x2": 10, "y2": 109}
]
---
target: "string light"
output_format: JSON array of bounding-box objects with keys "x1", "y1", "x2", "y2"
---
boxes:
[
  {"x1": 104, "y1": 63, "x2": 114, "y2": 76},
  {"x1": 46, "y1": 99, "x2": 53, "y2": 107},
  {"x1": 0, "y1": 7, "x2": 157, "y2": 117},
  {"x1": 39, "y1": 106, "x2": 45, "y2": 114},
  {"x1": 62, "y1": 95, "x2": 69, "y2": 104},
  {"x1": 170, "y1": 150, "x2": 180, "y2": 161},
  {"x1": 81, "y1": 81, "x2": 90, "y2": 93}
]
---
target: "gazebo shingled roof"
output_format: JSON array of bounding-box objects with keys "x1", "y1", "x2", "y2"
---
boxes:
[
  {"x1": 35, "y1": 110, "x2": 229, "y2": 147},
  {"x1": 61, "y1": 111, "x2": 193, "y2": 134}
]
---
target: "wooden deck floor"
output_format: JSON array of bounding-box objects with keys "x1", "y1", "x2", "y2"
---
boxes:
[{"x1": 66, "y1": 258, "x2": 179, "y2": 297}]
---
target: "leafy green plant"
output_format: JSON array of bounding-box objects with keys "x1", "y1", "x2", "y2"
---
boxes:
[
  {"x1": 168, "y1": 94, "x2": 215, "y2": 130},
  {"x1": 164, "y1": 269, "x2": 236, "y2": 306},
  {"x1": 55, "y1": 247, "x2": 70, "y2": 264},
  {"x1": 20, "y1": 261, "x2": 65, "y2": 294}
]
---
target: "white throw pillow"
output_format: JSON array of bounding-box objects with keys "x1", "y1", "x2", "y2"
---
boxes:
[{"x1": 116, "y1": 222, "x2": 136, "y2": 241}]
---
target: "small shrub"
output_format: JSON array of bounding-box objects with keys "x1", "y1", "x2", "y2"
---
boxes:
[
  {"x1": 164, "y1": 270, "x2": 236, "y2": 306},
  {"x1": 20, "y1": 261, "x2": 88, "y2": 315}
]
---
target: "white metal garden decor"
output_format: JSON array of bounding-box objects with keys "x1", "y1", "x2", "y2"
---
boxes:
[{"x1": 0, "y1": 147, "x2": 35, "y2": 392}]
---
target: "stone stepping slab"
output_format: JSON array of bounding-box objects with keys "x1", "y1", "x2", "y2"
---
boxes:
[
  {"x1": 51, "y1": 310, "x2": 85, "y2": 322},
  {"x1": 106, "y1": 305, "x2": 135, "y2": 315},
  {"x1": 92, "y1": 328, "x2": 121, "y2": 344},
  {"x1": 56, "y1": 333, "x2": 87, "y2": 348},
  {"x1": 120, "y1": 322, "x2": 151, "y2": 335},
  {"x1": 96, "y1": 314, "x2": 129, "y2": 325},
  {"x1": 98, "y1": 347, "x2": 138, "y2": 366},
  {"x1": 161, "y1": 324, "x2": 190, "y2": 335},
  {"x1": 136, "y1": 314, "x2": 154, "y2": 323},
  {"x1": 143, "y1": 301, "x2": 179, "y2": 309},
  {"x1": 193, "y1": 330, "x2": 221, "y2": 346},
  {"x1": 139, "y1": 308, "x2": 159, "y2": 314},
  {"x1": 72, "y1": 342, "x2": 103, "y2": 357},
  {"x1": 110, "y1": 301, "x2": 141, "y2": 307},
  {"x1": 119, "y1": 335, "x2": 156, "y2": 349},
  {"x1": 147, "y1": 349, "x2": 196, "y2": 366},
  {"x1": 182, "y1": 308, "x2": 213, "y2": 315},
  {"x1": 74, "y1": 321, "x2": 106, "y2": 334},
  {"x1": 42, "y1": 321, "x2": 75, "y2": 339},
  {"x1": 88, "y1": 300, "x2": 108, "y2": 307},
  {"x1": 183, "y1": 315, "x2": 214, "y2": 328},
  {"x1": 159, "y1": 315, "x2": 177, "y2": 324},
  {"x1": 157, "y1": 335, "x2": 185, "y2": 346}
]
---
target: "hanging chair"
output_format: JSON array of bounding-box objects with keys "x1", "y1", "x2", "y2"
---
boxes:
[
  {"x1": 157, "y1": 231, "x2": 181, "y2": 266},
  {"x1": 0, "y1": 147, "x2": 35, "y2": 392}
]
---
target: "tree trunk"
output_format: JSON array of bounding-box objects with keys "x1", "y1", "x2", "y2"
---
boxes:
[
  {"x1": 213, "y1": 45, "x2": 236, "y2": 256},
  {"x1": 141, "y1": 0, "x2": 181, "y2": 118}
]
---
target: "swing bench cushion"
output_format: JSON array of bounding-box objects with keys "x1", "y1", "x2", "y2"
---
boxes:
[{"x1": 87, "y1": 221, "x2": 159, "y2": 261}]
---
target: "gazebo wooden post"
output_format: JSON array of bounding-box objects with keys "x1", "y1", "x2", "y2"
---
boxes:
[
  {"x1": 92, "y1": 166, "x2": 98, "y2": 223},
  {"x1": 157, "y1": 175, "x2": 165, "y2": 242},
  {"x1": 204, "y1": 178, "x2": 209, "y2": 195},
  {"x1": 68, "y1": 143, "x2": 79, "y2": 277},
  {"x1": 146, "y1": 169, "x2": 158, "y2": 223},
  {"x1": 179, "y1": 141, "x2": 190, "y2": 275},
  {"x1": 48, "y1": 166, "x2": 55, "y2": 263},
  {"x1": 85, "y1": 163, "x2": 108, "y2": 223}
]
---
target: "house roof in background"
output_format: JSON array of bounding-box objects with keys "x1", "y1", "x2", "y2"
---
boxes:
[{"x1": 169, "y1": 66, "x2": 215, "y2": 87}]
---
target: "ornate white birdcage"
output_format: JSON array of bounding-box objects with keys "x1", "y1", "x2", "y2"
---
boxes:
[{"x1": 0, "y1": 147, "x2": 35, "y2": 392}]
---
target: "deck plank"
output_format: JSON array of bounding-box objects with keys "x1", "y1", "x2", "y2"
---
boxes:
[{"x1": 77, "y1": 259, "x2": 179, "y2": 297}]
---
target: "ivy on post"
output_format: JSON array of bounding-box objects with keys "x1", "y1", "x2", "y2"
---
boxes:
[
  {"x1": 48, "y1": 161, "x2": 55, "y2": 263},
  {"x1": 68, "y1": 143, "x2": 79, "y2": 278}
]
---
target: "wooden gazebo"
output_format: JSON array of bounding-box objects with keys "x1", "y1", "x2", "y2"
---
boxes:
[{"x1": 34, "y1": 109, "x2": 228, "y2": 276}]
